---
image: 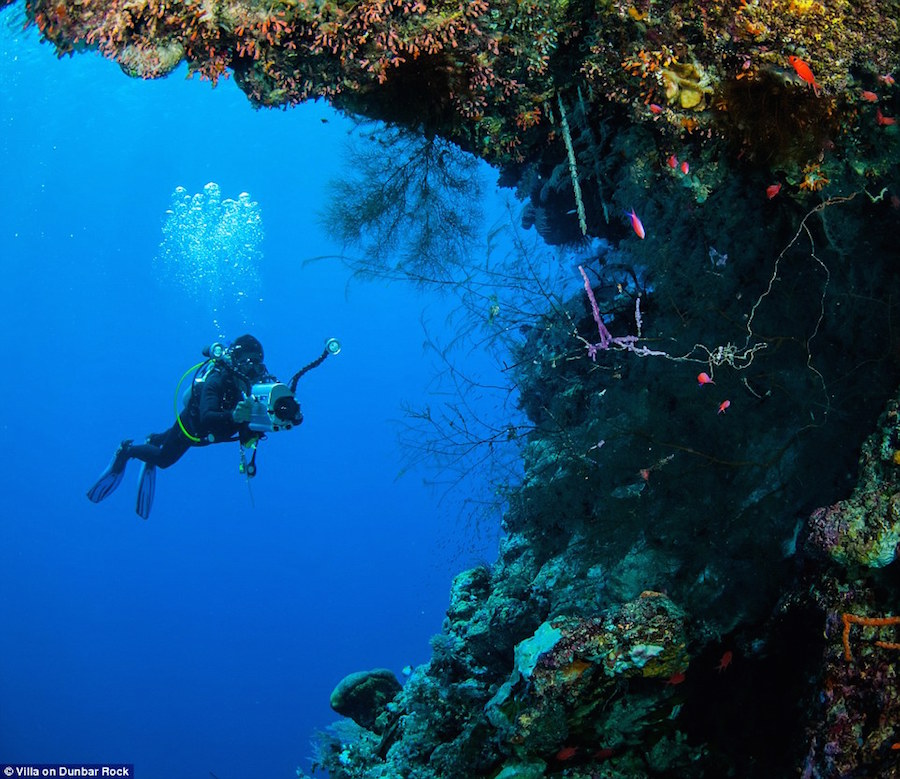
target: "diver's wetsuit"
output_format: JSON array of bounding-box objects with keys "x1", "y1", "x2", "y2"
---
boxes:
[{"x1": 126, "y1": 365, "x2": 253, "y2": 469}]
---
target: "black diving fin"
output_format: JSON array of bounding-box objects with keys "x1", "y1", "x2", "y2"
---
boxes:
[
  {"x1": 135, "y1": 462, "x2": 157, "y2": 520},
  {"x1": 87, "y1": 440, "x2": 132, "y2": 503}
]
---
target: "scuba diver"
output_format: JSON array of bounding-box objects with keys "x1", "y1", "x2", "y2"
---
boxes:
[{"x1": 87, "y1": 334, "x2": 340, "y2": 519}]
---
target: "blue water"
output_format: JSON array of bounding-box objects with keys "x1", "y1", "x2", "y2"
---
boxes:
[{"x1": 0, "y1": 16, "x2": 502, "y2": 778}]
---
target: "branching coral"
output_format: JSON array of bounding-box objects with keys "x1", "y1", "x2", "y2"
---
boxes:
[{"x1": 841, "y1": 613, "x2": 900, "y2": 661}]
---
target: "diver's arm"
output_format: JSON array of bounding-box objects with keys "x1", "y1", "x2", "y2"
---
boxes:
[{"x1": 197, "y1": 373, "x2": 240, "y2": 438}]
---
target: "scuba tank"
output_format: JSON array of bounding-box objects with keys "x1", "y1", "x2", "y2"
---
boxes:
[{"x1": 174, "y1": 350, "x2": 223, "y2": 443}]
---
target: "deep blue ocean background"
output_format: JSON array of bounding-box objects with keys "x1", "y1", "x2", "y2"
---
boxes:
[{"x1": 0, "y1": 12, "x2": 504, "y2": 777}]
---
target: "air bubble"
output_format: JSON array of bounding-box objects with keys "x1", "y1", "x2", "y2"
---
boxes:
[{"x1": 155, "y1": 183, "x2": 264, "y2": 325}]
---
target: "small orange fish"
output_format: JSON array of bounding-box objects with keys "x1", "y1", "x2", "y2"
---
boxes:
[
  {"x1": 667, "y1": 154, "x2": 678, "y2": 169},
  {"x1": 876, "y1": 108, "x2": 897, "y2": 126},
  {"x1": 627, "y1": 208, "x2": 645, "y2": 239},
  {"x1": 860, "y1": 90, "x2": 879, "y2": 102},
  {"x1": 766, "y1": 182, "x2": 782, "y2": 199},
  {"x1": 879, "y1": 74, "x2": 896, "y2": 86},
  {"x1": 667, "y1": 671, "x2": 686, "y2": 685},
  {"x1": 788, "y1": 55, "x2": 821, "y2": 96},
  {"x1": 680, "y1": 160, "x2": 690, "y2": 175},
  {"x1": 697, "y1": 372, "x2": 714, "y2": 386},
  {"x1": 556, "y1": 746, "x2": 578, "y2": 761},
  {"x1": 639, "y1": 468, "x2": 651, "y2": 482},
  {"x1": 892, "y1": 742, "x2": 900, "y2": 750},
  {"x1": 718, "y1": 399, "x2": 731, "y2": 414},
  {"x1": 649, "y1": 103, "x2": 663, "y2": 114},
  {"x1": 716, "y1": 650, "x2": 733, "y2": 672}
]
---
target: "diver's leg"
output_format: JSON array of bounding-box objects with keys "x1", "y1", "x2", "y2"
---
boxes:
[
  {"x1": 127, "y1": 425, "x2": 192, "y2": 469},
  {"x1": 156, "y1": 428, "x2": 191, "y2": 468},
  {"x1": 131, "y1": 427, "x2": 192, "y2": 519}
]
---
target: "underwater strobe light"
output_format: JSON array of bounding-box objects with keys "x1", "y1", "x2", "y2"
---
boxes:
[{"x1": 325, "y1": 337, "x2": 341, "y2": 355}]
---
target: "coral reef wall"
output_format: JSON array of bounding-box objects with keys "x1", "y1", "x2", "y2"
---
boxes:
[
  {"x1": 314, "y1": 197, "x2": 900, "y2": 775},
  {"x1": 19, "y1": 0, "x2": 900, "y2": 188},
  {"x1": 18, "y1": 0, "x2": 900, "y2": 250}
]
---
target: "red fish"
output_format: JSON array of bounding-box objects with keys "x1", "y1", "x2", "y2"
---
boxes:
[
  {"x1": 627, "y1": 208, "x2": 646, "y2": 239},
  {"x1": 680, "y1": 160, "x2": 690, "y2": 175},
  {"x1": 718, "y1": 399, "x2": 731, "y2": 414},
  {"x1": 697, "y1": 372, "x2": 714, "y2": 386},
  {"x1": 860, "y1": 90, "x2": 879, "y2": 102},
  {"x1": 879, "y1": 74, "x2": 896, "y2": 86},
  {"x1": 667, "y1": 672, "x2": 686, "y2": 685},
  {"x1": 556, "y1": 746, "x2": 578, "y2": 761},
  {"x1": 667, "y1": 154, "x2": 678, "y2": 169},
  {"x1": 649, "y1": 103, "x2": 663, "y2": 114},
  {"x1": 788, "y1": 55, "x2": 821, "y2": 96},
  {"x1": 716, "y1": 650, "x2": 733, "y2": 672},
  {"x1": 766, "y1": 182, "x2": 782, "y2": 199},
  {"x1": 876, "y1": 108, "x2": 896, "y2": 126}
]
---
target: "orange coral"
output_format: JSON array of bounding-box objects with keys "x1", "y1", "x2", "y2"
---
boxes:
[
  {"x1": 841, "y1": 613, "x2": 900, "y2": 661},
  {"x1": 560, "y1": 659, "x2": 592, "y2": 680},
  {"x1": 799, "y1": 163, "x2": 830, "y2": 191}
]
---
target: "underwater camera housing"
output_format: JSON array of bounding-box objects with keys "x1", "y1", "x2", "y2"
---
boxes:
[{"x1": 247, "y1": 382, "x2": 303, "y2": 433}]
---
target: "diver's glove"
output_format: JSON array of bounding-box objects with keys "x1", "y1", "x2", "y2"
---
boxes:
[{"x1": 232, "y1": 398, "x2": 253, "y2": 424}]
